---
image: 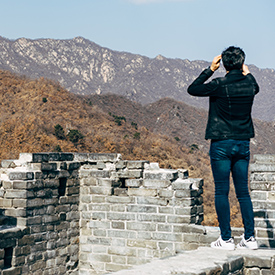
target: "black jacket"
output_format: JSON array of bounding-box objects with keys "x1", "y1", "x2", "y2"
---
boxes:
[{"x1": 187, "y1": 67, "x2": 259, "y2": 140}]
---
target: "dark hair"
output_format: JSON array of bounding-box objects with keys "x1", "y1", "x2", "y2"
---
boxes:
[{"x1": 221, "y1": 46, "x2": 245, "y2": 71}]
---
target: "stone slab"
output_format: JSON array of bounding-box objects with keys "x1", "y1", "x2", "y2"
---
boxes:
[{"x1": 110, "y1": 247, "x2": 275, "y2": 275}]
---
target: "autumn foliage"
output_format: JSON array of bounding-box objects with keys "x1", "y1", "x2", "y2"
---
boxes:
[{"x1": 0, "y1": 70, "x2": 243, "y2": 227}]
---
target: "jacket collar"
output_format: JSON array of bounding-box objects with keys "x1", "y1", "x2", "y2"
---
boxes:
[{"x1": 226, "y1": 69, "x2": 243, "y2": 76}]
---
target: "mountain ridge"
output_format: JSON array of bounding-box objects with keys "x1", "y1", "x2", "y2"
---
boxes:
[{"x1": 1, "y1": 36, "x2": 274, "y2": 121}]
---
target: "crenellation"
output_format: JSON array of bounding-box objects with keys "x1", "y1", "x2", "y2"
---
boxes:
[{"x1": 0, "y1": 152, "x2": 275, "y2": 274}]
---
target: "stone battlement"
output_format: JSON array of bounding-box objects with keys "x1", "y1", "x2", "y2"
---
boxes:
[{"x1": 0, "y1": 152, "x2": 274, "y2": 274}]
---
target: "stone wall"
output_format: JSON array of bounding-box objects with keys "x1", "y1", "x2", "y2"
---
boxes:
[
  {"x1": 77, "y1": 153, "x2": 204, "y2": 274},
  {"x1": 0, "y1": 153, "x2": 80, "y2": 274},
  {"x1": 250, "y1": 154, "x2": 275, "y2": 248},
  {"x1": 0, "y1": 152, "x2": 275, "y2": 275}
]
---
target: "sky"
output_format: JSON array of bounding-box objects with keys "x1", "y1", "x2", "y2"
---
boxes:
[{"x1": 0, "y1": 0, "x2": 275, "y2": 69}]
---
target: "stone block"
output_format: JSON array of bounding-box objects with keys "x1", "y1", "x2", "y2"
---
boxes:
[
  {"x1": 137, "y1": 197, "x2": 168, "y2": 206},
  {"x1": 19, "y1": 153, "x2": 49, "y2": 163},
  {"x1": 157, "y1": 224, "x2": 172, "y2": 232},
  {"x1": 125, "y1": 179, "x2": 142, "y2": 188},
  {"x1": 49, "y1": 153, "x2": 74, "y2": 161},
  {"x1": 1, "y1": 160, "x2": 17, "y2": 168},
  {"x1": 26, "y1": 198, "x2": 44, "y2": 208},
  {"x1": 116, "y1": 170, "x2": 142, "y2": 179},
  {"x1": 177, "y1": 169, "x2": 189, "y2": 179},
  {"x1": 261, "y1": 270, "x2": 274, "y2": 275},
  {"x1": 137, "y1": 214, "x2": 166, "y2": 223},
  {"x1": 228, "y1": 256, "x2": 244, "y2": 273},
  {"x1": 8, "y1": 172, "x2": 34, "y2": 180},
  {"x1": 143, "y1": 179, "x2": 171, "y2": 189},
  {"x1": 88, "y1": 153, "x2": 121, "y2": 162},
  {"x1": 253, "y1": 154, "x2": 275, "y2": 163},
  {"x1": 2, "y1": 267, "x2": 22, "y2": 275},
  {"x1": 41, "y1": 162, "x2": 57, "y2": 171},
  {"x1": 244, "y1": 256, "x2": 272, "y2": 268},
  {"x1": 111, "y1": 221, "x2": 125, "y2": 230},
  {"x1": 243, "y1": 267, "x2": 261, "y2": 275},
  {"x1": 144, "y1": 169, "x2": 178, "y2": 181},
  {"x1": 108, "y1": 246, "x2": 136, "y2": 257},
  {"x1": 116, "y1": 161, "x2": 127, "y2": 169},
  {"x1": 89, "y1": 186, "x2": 113, "y2": 195},
  {"x1": 167, "y1": 215, "x2": 193, "y2": 224},
  {"x1": 127, "y1": 205, "x2": 157, "y2": 213},
  {"x1": 107, "y1": 212, "x2": 135, "y2": 221},
  {"x1": 66, "y1": 161, "x2": 81, "y2": 170},
  {"x1": 0, "y1": 198, "x2": 12, "y2": 207},
  {"x1": 250, "y1": 163, "x2": 275, "y2": 172},
  {"x1": 89, "y1": 170, "x2": 111, "y2": 178},
  {"x1": 5, "y1": 190, "x2": 28, "y2": 199},
  {"x1": 73, "y1": 153, "x2": 88, "y2": 162},
  {"x1": 268, "y1": 192, "x2": 275, "y2": 201},
  {"x1": 172, "y1": 178, "x2": 193, "y2": 189},
  {"x1": 152, "y1": 232, "x2": 182, "y2": 242},
  {"x1": 126, "y1": 222, "x2": 156, "y2": 231},
  {"x1": 251, "y1": 173, "x2": 275, "y2": 182},
  {"x1": 251, "y1": 191, "x2": 267, "y2": 201},
  {"x1": 158, "y1": 206, "x2": 174, "y2": 214},
  {"x1": 128, "y1": 188, "x2": 157, "y2": 197},
  {"x1": 126, "y1": 160, "x2": 149, "y2": 169},
  {"x1": 97, "y1": 178, "x2": 120, "y2": 187},
  {"x1": 250, "y1": 182, "x2": 272, "y2": 191},
  {"x1": 144, "y1": 162, "x2": 160, "y2": 170},
  {"x1": 127, "y1": 239, "x2": 157, "y2": 249},
  {"x1": 5, "y1": 208, "x2": 27, "y2": 217},
  {"x1": 89, "y1": 220, "x2": 111, "y2": 229},
  {"x1": 158, "y1": 189, "x2": 174, "y2": 198}
]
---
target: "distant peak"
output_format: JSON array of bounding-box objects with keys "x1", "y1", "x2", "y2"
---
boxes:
[{"x1": 155, "y1": 54, "x2": 165, "y2": 61}]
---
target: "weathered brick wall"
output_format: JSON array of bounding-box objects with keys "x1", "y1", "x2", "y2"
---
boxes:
[
  {"x1": 0, "y1": 153, "x2": 80, "y2": 275},
  {"x1": 1, "y1": 152, "x2": 275, "y2": 275},
  {"x1": 250, "y1": 154, "x2": 275, "y2": 249},
  {"x1": 77, "y1": 153, "x2": 204, "y2": 274}
]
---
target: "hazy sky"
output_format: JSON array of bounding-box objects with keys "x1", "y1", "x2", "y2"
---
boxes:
[{"x1": 1, "y1": 0, "x2": 274, "y2": 69}]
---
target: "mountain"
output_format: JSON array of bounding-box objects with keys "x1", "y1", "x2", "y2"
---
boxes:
[
  {"x1": 85, "y1": 94, "x2": 275, "y2": 156},
  {"x1": 0, "y1": 36, "x2": 275, "y2": 121},
  {"x1": 1, "y1": 68, "x2": 269, "y2": 227}
]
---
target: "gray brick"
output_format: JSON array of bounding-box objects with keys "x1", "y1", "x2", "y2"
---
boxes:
[
  {"x1": 244, "y1": 256, "x2": 272, "y2": 268},
  {"x1": 251, "y1": 191, "x2": 267, "y2": 201},
  {"x1": 137, "y1": 197, "x2": 168, "y2": 206},
  {"x1": 107, "y1": 212, "x2": 135, "y2": 221},
  {"x1": 127, "y1": 222, "x2": 156, "y2": 231},
  {"x1": 41, "y1": 163, "x2": 57, "y2": 171},
  {"x1": 9, "y1": 172, "x2": 34, "y2": 180},
  {"x1": 126, "y1": 160, "x2": 149, "y2": 169},
  {"x1": 143, "y1": 179, "x2": 171, "y2": 189},
  {"x1": 137, "y1": 214, "x2": 166, "y2": 223},
  {"x1": 88, "y1": 153, "x2": 121, "y2": 162},
  {"x1": 89, "y1": 170, "x2": 111, "y2": 178},
  {"x1": 116, "y1": 170, "x2": 142, "y2": 178},
  {"x1": 127, "y1": 205, "x2": 157, "y2": 213},
  {"x1": 5, "y1": 190, "x2": 28, "y2": 199},
  {"x1": 125, "y1": 179, "x2": 142, "y2": 188},
  {"x1": 128, "y1": 188, "x2": 157, "y2": 197},
  {"x1": 144, "y1": 169, "x2": 178, "y2": 180}
]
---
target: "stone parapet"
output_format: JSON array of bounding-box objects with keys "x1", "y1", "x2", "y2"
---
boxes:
[
  {"x1": 250, "y1": 154, "x2": 275, "y2": 248},
  {"x1": 1, "y1": 152, "x2": 275, "y2": 274},
  {"x1": 0, "y1": 153, "x2": 80, "y2": 275},
  {"x1": 78, "y1": 155, "x2": 204, "y2": 274}
]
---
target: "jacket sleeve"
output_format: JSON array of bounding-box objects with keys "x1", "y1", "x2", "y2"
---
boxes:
[
  {"x1": 187, "y1": 67, "x2": 219, "y2": 97},
  {"x1": 246, "y1": 73, "x2": 260, "y2": 95}
]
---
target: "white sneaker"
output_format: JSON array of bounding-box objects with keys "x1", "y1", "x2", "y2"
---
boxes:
[
  {"x1": 211, "y1": 236, "x2": 235, "y2": 250},
  {"x1": 237, "y1": 235, "x2": 258, "y2": 250}
]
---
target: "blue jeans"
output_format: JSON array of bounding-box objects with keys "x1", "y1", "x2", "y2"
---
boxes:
[{"x1": 210, "y1": 139, "x2": 255, "y2": 241}]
